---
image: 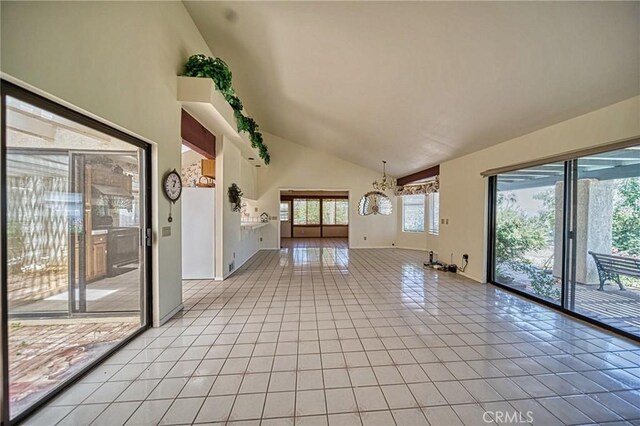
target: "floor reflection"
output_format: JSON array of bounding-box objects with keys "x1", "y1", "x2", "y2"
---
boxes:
[{"x1": 280, "y1": 238, "x2": 349, "y2": 270}]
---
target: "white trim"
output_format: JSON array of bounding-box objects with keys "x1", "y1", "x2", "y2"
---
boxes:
[
  {"x1": 154, "y1": 303, "x2": 183, "y2": 327},
  {"x1": 457, "y1": 270, "x2": 483, "y2": 283},
  {"x1": 349, "y1": 245, "x2": 395, "y2": 249}
]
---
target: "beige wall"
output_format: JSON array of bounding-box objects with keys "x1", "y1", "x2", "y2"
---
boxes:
[
  {"x1": 256, "y1": 133, "x2": 397, "y2": 249},
  {"x1": 395, "y1": 194, "x2": 439, "y2": 253},
  {"x1": 215, "y1": 136, "x2": 260, "y2": 279},
  {"x1": 1, "y1": 1, "x2": 212, "y2": 324},
  {"x1": 438, "y1": 96, "x2": 640, "y2": 282}
]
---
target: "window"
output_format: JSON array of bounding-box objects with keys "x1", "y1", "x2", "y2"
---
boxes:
[
  {"x1": 323, "y1": 199, "x2": 349, "y2": 225},
  {"x1": 280, "y1": 202, "x2": 289, "y2": 221},
  {"x1": 293, "y1": 198, "x2": 320, "y2": 225},
  {"x1": 402, "y1": 194, "x2": 425, "y2": 232},
  {"x1": 428, "y1": 192, "x2": 440, "y2": 234}
]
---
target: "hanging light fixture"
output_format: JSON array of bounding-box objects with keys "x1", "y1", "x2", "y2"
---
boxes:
[{"x1": 372, "y1": 160, "x2": 396, "y2": 192}]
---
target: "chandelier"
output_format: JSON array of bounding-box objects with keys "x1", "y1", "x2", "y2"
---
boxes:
[{"x1": 372, "y1": 160, "x2": 396, "y2": 192}]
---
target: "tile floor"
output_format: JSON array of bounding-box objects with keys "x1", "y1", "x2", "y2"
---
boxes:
[{"x1": 24, "y1": 241, "x2": 640, "y2": 425}]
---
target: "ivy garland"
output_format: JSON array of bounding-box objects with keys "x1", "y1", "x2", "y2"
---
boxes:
[
  {"x1": 184, "y1": 54, "x2": 270, "y2": 164},
  {"x1": 228, "y1": 183, "x2": 243, "y2": 212}
]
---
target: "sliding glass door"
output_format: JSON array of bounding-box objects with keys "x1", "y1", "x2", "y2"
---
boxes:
[
  {"x1": 493, "y1": 163, "x2": 564, "y2": 305},
  {"x1": 569, "y1": 147, "x2": 640, "y2": 336},
  {"x1": 488, "y1": 142, "x2": 640, "y2": 339},
  {"x1": 1, "y1": 81, "x2": 151, "y2": 423}
]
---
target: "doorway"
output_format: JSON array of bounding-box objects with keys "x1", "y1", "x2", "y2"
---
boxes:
[
  {"x1": 1, "y1": 81, "x2": 152, "y2": 423},
  {"x1": 279, "y1": 190, "x2": 349, "y2": 247},
  {"x1": 280, "y1": 200, "x2": 292, "y2": 239}
]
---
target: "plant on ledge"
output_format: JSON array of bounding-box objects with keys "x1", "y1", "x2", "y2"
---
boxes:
[
  {"x1": 228, "y1": 183, "x2": 243, "y2": 212},
  {"x1": 183, "y1": 54, "x2": 271, "y2": 164}
]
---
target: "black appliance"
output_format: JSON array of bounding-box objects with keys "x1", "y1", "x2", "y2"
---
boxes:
[{"x1": 107, "y1": 227, "x2": 139, "y2": 277}]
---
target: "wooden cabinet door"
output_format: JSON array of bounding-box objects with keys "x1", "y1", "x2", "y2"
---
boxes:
[
  {"x1": 93, "y1": 243, "x2": 107, "y2": 278},
  {"x1": 86, "y1": 237, "x2": 95, "y2": 281}
]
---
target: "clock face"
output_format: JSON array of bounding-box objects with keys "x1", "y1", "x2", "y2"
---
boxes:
[{"x1": 163, "y1": 170, "x2": 182, "y2": 202}]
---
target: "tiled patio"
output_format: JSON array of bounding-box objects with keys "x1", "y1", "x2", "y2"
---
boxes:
[
  {"x1": 574, "y1": 286, "x2": 640, "y2": 336},
  {"x1": 9, "y1": 318, "x2": 140, "y2": 417},
  {"x1": 22, "y1": 241, "x2": 640, "y2": 425},
  {"x1": 8, "y1": 268, "x2": 144, "y2": 417},
  {"x1": 10, "y1": 269, "x2": 142, "y2": 314}
]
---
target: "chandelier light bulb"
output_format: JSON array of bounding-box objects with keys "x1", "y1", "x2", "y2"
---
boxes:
[{"x1": 372, "y1": 160, "x2": 396, "y2": 192}]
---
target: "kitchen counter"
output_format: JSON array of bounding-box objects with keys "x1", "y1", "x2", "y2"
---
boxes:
[{"x1": 240, "y1": 222, "x2": 269, "y2": 230}]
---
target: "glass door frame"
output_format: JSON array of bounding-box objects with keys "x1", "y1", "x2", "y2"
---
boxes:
[
  {"x1": 1, "y1": 79, "x2": 153, "y2": 425},
  {"x1": 486, "y1": 148, "x2": 640, "y2": 344},
  {"x1": 67, "y1": 150, "x2": 147, "y2": 318}
]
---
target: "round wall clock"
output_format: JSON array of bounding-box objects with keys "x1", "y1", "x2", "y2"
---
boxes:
[{"x1": 163, "y1": 169, "x2": 182, "y2": 222}]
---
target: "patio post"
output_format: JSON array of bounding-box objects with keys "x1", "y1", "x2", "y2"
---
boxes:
[{"x1": 552, "y1": 179, "x2": 613, "y2": 286}]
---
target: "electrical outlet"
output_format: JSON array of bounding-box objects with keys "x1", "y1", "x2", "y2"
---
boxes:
[
  {"x1": 463, "y1": 254, "x2": 469, "y2": 261},
  {"x1": 161, "y1": 226, "x2": 171, "y2": 237}
]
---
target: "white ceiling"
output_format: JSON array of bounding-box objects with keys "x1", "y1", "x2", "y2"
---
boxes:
[{"x1": 184, "y1": 1, "x2": 640, "y2": 177}]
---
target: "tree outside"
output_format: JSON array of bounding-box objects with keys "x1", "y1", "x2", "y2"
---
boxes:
[{"x1": 495, "y1": 177, "x2": 640, "y2": 297}]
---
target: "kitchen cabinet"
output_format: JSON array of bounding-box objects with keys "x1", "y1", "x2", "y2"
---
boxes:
[
  {"x1": 202, "y1": 158, "x2": 215, "y2": 178},
  {"x1": 82, "y1": 160, "x2": 134, "y2": 282},
  {"x1": 87, "y1": 234, "x2": 107, "y2": 281}
]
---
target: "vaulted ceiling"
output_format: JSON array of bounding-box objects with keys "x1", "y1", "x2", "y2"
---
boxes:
[{"x1": 183, "y1": 1, "x2": 640, "y2": 177}]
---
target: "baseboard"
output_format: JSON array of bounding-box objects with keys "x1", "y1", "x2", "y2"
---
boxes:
[
  {"x1": 154, "y1": 303, "x2": 183, "y2": 327},
  {"x1": 183, "y1": 274, "x2": 215, "y2": 280},
  {"x1": 394, "y1": 246, "x2": 429, "y2": 251},
  {"x1": 349, "y1": 245, "x2": 395, "y2": 249},
  {"x1": 221, "y1": 249, "x2": 261, "y2": 280},
  {"x1": 457, "y1": 270, "x2": 482, "y2": 283}
]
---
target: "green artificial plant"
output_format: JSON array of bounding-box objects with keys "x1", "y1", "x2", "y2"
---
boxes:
[
  {"x1": 228, "y1": 183, "x2": 243, "y2": 213},
  {"x1": 184, "y1": 54, "x2": 270, "y2": 165}
]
